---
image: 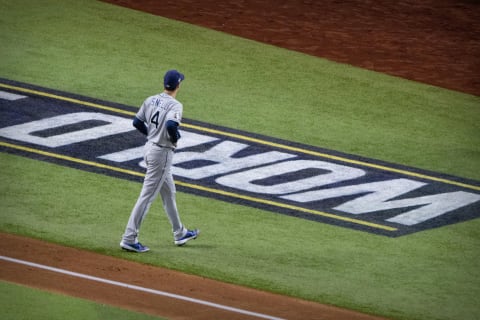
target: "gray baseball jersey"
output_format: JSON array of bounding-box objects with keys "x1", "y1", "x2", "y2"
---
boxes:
[{"x1": 136, "y1": 93, "x2": 183, "y2": 148}]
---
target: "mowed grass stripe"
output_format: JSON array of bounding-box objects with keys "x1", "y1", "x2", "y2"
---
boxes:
[
  {"x1": 1, "y1": 82, "x2": 478, "y2": 192},
  {"x1": 0, "y1": 141, "x2": 397, "y2": 232}
]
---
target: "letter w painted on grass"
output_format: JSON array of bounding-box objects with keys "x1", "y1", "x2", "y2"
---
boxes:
[{"x1": 284, "y1": 179, "x2": 480, "y2": 226}]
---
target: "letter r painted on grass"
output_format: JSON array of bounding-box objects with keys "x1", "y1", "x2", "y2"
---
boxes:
[{"x1": 172, "y1": 140, "x2": 296, "y2": 179}]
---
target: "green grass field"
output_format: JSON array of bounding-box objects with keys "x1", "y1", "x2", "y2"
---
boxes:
[
  {"x1": 0, "y1": 281, "x2": 164, "y2": 320},
  {"x1": 1, "y1": 1, "x2": 479, "y2": 320}
]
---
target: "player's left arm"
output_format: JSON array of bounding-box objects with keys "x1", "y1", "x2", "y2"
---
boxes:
[
  {"x1": 166, "y1": 104, "x2": 182, "y2": 143},
  {"x1": 166, "y1": 120, "x2": 180, "y2": 143}
]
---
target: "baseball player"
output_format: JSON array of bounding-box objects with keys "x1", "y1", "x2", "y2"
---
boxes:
[{"x1": 120, "y1": 69, "x2": 199, "y2": 253}]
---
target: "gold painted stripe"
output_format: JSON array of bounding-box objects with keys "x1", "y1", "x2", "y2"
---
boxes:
[
  {"x1": 0, "y1": 141, "x2": 397, "y2": 232},
  {"x1": 0, "y1": 83, "x2": 135, "y2": 116},
  {"x1": 0, "y1": 141, "x2": 143, "y2": 177},
  {"x1": 175, "y1": 180, "x2": 397, "y2": 231}
]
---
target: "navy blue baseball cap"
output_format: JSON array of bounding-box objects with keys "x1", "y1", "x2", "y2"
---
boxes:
[{"x1": 164, "y1": 70, "x2": 185, "y2": 90}]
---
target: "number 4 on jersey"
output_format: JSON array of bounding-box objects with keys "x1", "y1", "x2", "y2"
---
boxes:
[{"x1": 151, "y1": 111, "x2": 160, "y2": 128}]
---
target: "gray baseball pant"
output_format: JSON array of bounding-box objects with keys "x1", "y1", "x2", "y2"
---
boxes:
[{"x1": 122, "y1": 142, "x2": 186, "y2": 244}]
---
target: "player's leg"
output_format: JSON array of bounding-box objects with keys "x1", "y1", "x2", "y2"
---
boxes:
[
  {"x1": 160, "y1": 160, "x2": 200, "y2": 246},
  {"x1": 121, "y1": 145, "x2": 168, "y2": 251},
  {"x1": 159, "y1": 170, "x2": 185, "y2": 238}
]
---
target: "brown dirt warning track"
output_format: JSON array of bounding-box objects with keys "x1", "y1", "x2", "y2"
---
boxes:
[
  {"x1": 2, "y1": 1, "x2": 479, "y2": 319},
  {"x1": 0, "y1": 233, "x2": 387, "y2": 320}
]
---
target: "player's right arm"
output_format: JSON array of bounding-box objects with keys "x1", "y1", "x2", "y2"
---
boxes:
[
  {"x1": 133, "y1": 116, "x2": 148, "y2": 135},
  {"x1": 132, "y1": 97, "x2": 151, "y2": 136},
  {"x1": 165, "y1": 102, "x2": 183, "y2": 144}
]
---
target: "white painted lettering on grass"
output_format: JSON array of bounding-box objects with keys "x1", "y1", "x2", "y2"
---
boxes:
[
  {"x1": 1, "y1": 109, "x2": 479, "y2": 232},
  {"x1": 217, "y1": 159, "x2": 365, "y2": 194},
  {"x1": 0, "y1": 112, "x2": 132, "y2": 147},
  {"x1": 283, "y1": 179, "x2": 480, "y2": 225},
  {"x1": 0, "y1": 90, "x2": 26, "y2": 101},
  {"x1": 172, "y1": 140, "x2": 296, "y2": 179}
]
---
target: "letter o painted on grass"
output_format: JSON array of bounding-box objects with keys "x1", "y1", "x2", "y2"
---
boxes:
[{"x1": 216, "y1": 160, "x2": 365, "y2": 195}]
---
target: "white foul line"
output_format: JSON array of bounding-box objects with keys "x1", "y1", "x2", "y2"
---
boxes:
[{"x1": 0, "y1": 255, "x2": 285, "y2": 320}]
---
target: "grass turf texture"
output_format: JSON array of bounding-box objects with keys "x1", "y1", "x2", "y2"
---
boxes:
[
  {"x1": 2, "y1": 152, "x2": 480, "y2": 320},
  {"x1": 1, "y1": 0, "x2": 479, "y2": 180},
  {"x1": 0, "y1": 281, "x2": 164, "y2": 320},
  {"x1": 0, "y1": 1, "x2": 479, "y2": 320}
]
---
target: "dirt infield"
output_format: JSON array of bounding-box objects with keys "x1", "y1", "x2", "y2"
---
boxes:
[
  {"x1": 0, "y1": 233, "x2": 387, "y2": 320},
  {"x1": 103, "y1": 0, "x2": 480, "y2": 96},
  {"x1": 2, "y1": 1, "x2": 479, "y2": 319}
]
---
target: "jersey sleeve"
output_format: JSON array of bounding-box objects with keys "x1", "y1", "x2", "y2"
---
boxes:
[
  {"x1": 166, "y1": 102, "x2": 183, "y2": 124},
  {"x1": 135, "y1": 98, "x2": 151, "y2": 123}
]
